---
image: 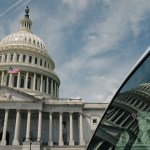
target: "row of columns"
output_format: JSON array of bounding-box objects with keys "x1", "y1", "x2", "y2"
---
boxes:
[
  {"x1": 49, "y1": 112, "x2": 85, "y2": 146},
  {"x1": 0, "y1": 109, "x2": 42, "y2": 145},
  {"x1": 0, "y1": 110, "x2": 85, "y2": 146},
  {"x1": 0, "y1": 71, "x2": 59, "y2": 98},
  {"x1": 1, "y1": 53, "x2": 53, "y2": 70}
]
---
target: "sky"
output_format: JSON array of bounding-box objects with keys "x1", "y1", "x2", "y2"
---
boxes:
[{"x1": 0, "y1": 0, "x2": 150, "y2": 103}]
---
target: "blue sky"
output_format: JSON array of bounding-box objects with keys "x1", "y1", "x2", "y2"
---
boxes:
[{"x1": 0, "y1": 0, "x2": 150, "y2": 103}]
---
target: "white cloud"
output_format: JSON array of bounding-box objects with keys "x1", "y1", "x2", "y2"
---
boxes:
[
  {"x1": 62, "y1": 0, "x2": 88, "y2": 11},
  {"x1": 57, "y1": 0, "x2": 150, "y2": 102}
]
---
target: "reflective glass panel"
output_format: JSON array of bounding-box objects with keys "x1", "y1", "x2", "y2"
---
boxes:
[{"x1": 88, "y1": 51, "x2": 150, "y2": 150}]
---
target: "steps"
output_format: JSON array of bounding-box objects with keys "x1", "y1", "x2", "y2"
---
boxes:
[{"x1": 0, "y1": 145, "x2": 22, "y2": 150}]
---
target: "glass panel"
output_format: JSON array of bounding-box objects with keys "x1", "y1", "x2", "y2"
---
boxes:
[{"x1": 88, "y1": 51, "x2": 150, "y2": 149}]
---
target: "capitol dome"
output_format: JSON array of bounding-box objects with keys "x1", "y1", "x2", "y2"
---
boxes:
[
  {"x1": 0, "y1": 6, "x2": 60, "y2": 99},
  {"x1": 0, "y1": 31, "x2": 47, "y2": 52},
  {"x1": 0, "y1": 7, "x2": 47, "y2": 53}
]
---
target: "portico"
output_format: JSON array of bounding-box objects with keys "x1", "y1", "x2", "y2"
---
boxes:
[{"x1": 0, "y1": 98, "x2": 85, "y2": 148}]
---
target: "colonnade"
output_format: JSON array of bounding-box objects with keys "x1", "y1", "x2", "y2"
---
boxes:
[
  {"x1": 0, "y1": 52, "x2": 53, "y2": 70},
  {"x1": 0, "y1": 109, "x2": 85, "y2": 146},
  {"x1": 0, "y1": 71, "x2": 59, "y2": 98}
]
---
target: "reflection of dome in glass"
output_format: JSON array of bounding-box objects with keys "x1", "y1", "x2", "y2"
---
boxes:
[
  {"x1": 0, "y1": 7, "x2": 47, "y2": 53},
  {"x1": 90, "y1": 82, "x2": 150, "y2": 149},
  {"x1": 135, "y1": 83, "x2": 150, "y2": 95}
]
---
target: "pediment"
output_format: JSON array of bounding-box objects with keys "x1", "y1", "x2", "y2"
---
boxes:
[{"x1": 0, "y1": 86, "x2": 40, "y2": 102}]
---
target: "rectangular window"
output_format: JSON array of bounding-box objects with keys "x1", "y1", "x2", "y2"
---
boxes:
[
  {"x1": 28, "y1": 77, "x2": 31, "y2": 89},
  {"x1": 0, "y1": 55, "x2": 2, "y2": 62},
  {"x1": 40, "y1": 59, "x2": 42, "y2": 66},
  {"x1": 93, "y1": 119, "x2": 97, "y2": 124},
  {"x1": 35, "y1": 57, "x2": 37, "y2": 64},
  {"x1": 29, "y1": 56, "x2": 32, "y2": 63},
  {"x1": 6, "y1": 75, "x2": 9, "y2": 86},
  {"x1": 13, "y1": 76, "x2": 17, "y2": 87},
  {"x1": 10, "y1": 54, "x2": 13, "y2": 62},
  {"x1": 17, "y1": 54, "x2": 19, "y2": 62},
  {"x1": 23, "y1": 55, "x2": 26, "y2": 62},
  {"x1": 20, "y1": 76, "x2": 24, "y2": 88}
]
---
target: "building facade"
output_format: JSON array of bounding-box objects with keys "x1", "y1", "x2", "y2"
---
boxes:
[{"x1": 0, "y1": 7, "x2": 107, "y2": 150}]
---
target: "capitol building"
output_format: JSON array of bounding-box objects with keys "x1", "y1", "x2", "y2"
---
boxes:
[{"x1": 0, "y1": 7, "x2": 107, "y2": 150}]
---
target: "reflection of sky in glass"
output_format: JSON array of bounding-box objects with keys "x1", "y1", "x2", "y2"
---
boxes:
[{"x1": 121, "y1": 55, "x2": 150, "y2": 92}]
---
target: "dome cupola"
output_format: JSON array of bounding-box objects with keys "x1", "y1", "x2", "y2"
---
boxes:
[
  {"x1": 20, "y1": 6, "x2": 32, "y2": 32},
  {"x1": 0, "y1": 6, "x2": 47, "y2": 53}
]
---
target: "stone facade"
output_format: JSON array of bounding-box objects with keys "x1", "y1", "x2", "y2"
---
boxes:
[{"x1": 0, "y1": 7, "x2": 108, "y2": 150}]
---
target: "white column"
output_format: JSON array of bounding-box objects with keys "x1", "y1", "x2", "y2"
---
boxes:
[
  {"x1": 59, "y1": 112, "x2": 64, "y2": 146},
  {"x1": 54, "y1": 82, "x2": 56, "y2": 97},
  {"x1": 32, "y1": 56, "x2": 35, "y2": 64},
  {"x1": 25, "y1": 110, "x2": 31, "y2": 141},
  {"x1": 26, "y1": 55, "x2": 29, "y2": 63},
  {"x1": 17, "y1": 71, "x2": 20, "y2": 88},
  {"x1": 46, "y1": 77, "x2": 49, "y2": 94},
  {"x1": 8, "y1": 73, "x2": 12, "y2": 87},
  {"x1": 33, "y1": 73, "x2": 36, "y2": 90},
  {"x1": 79, "y1": 112, "x2": 85, "y2": 145},
  {"x1": 40, "y1": 75, "x2": 43, "y2": 92},
  {"x1": 1, "y1": 54, "x2": 5, "y2": 62},
  {"x1": 51, "y1": 79, "x2": 53, "y2": 96},
  {"x1": 48, "y1": 112, "x2": 53, "y2": 146},
  {"x1": 69, "y1": 112, "x2": 74, "y2": 145},
  {"x1": 13, "y1": 53, "x2": 17, "y2": 62},
  {"x1": 1, "y1": 109, "x2": 9, "y2": 145},
  {"x1": 13, "y1": 109, "x2": 20, "y2": 145},
  {"x1": 1, "y1": 71, "x2": 4, "y2": 85},
  {"x1": 25, "y1": 72, "x2": 28, "y2": 89},
  {"x1": 57, "y1": 86, "x2": 59, "y2": 98},
  {"x1": 7, "y1": 53, "x2": 10, "y2": 62},
  {"x1": 55, "y1": 82, "x2": 57, "y2": 97},
  {"x1": 37, "y1": 110, "x2": 42, "y2": 142},
  {"x1": 19, "y1": 54, "x2": 23, "y2": 62}
]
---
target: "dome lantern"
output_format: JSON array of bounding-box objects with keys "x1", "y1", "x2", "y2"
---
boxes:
[{"x1": 20, "y1": 6, "x2": 32, "y2": 32}]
